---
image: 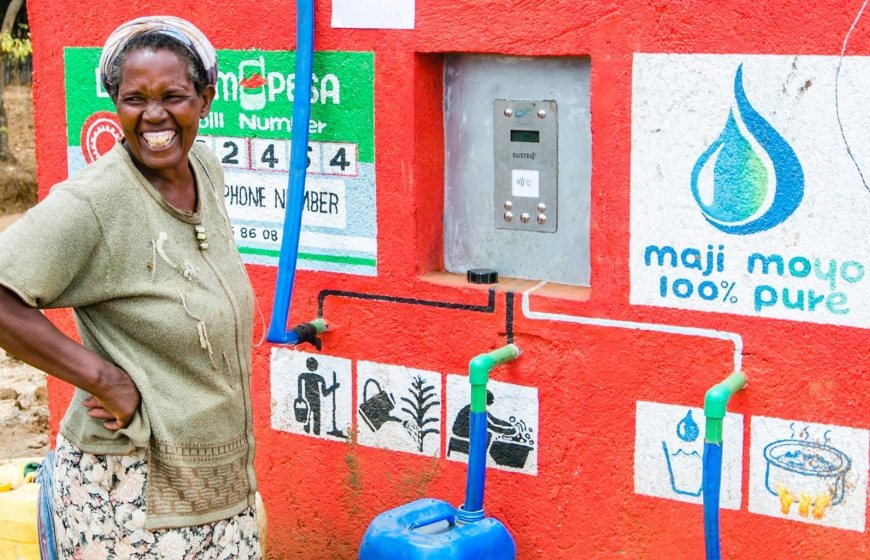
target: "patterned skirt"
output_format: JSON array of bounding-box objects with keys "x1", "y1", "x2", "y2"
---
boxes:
[{"x1": 52, "y1": 434, "x2": 262, "y2": 560}]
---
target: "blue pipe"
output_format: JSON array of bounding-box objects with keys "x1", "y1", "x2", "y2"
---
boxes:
[
  {"x1": 267, "y1": 0, "x2": 314, "y2": 344},
  {"x1": 462, "y1": 411, "x2": 489, "y2": 516},
  {"x1": 458, "y1": 345, "x2": 520, "y2": 523},
  {"x1": 702, "y1": 442, "x2": 723, "y2": 560},
  {"x1": 702, "y1": 372, "x2": 745, "y2": 560}
]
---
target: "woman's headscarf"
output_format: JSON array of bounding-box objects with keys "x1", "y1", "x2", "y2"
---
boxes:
[{"x1": 98, "y1": 16, "x2": 218, "y2": 91}]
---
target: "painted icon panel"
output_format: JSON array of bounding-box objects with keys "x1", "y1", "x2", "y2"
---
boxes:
[
  {"x1": 749, "y1": 416, "x2": 868, "y2": 531},
  {"x1": 634, "y1": 400, "x2": 744, "y2": 508},
  {"x1": 357, "y1": 361, "x2": 442, "y2": 457},
  {"x1": 445, "y1": 374, "x2": 539, "y2": 475},
  {"x1": 271, "y1": 348, "x2": 352, "y2": 442}
]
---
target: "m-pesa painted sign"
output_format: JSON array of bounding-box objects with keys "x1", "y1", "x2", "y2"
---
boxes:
[
  {"x1": 630, "y1": 54, "x2": 869, "y2": 329},
  {"x1": 64, "y1": 48, "x2": 377, "y2": 275}
]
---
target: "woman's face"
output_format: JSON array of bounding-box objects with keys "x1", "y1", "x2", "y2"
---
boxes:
[{"x1": 115, "y1": 48, "x2": 215, "y2": 178}]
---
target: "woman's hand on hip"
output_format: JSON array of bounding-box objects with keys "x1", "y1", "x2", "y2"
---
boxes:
[
  {"x1": 83, "y1": 363, "x2": 141, "y2": 430},
  {"x1": 0, "y1": 286, "x2": 140, "y2": 430}
]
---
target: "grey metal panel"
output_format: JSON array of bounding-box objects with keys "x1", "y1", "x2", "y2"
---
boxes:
[
  {"x1": 443, "y1": 54, "x2": 591, "y2": 286},
  {"x1": 493, "y1": 99, "x2": 558, "y2": 233}
]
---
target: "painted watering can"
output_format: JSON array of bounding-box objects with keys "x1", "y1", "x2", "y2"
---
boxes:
[{"x1": 359, "y1": 379, "x2": 398, "y2": 431}]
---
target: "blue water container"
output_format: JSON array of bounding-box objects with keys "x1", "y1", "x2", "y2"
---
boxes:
[{"x1": 358, "y1": 498, "x2": 516, "y2": 560}]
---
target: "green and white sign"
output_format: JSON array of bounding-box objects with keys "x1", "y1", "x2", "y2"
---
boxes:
[{"x1": 64, "y1": 48, "x2": 377, "y2": 275}]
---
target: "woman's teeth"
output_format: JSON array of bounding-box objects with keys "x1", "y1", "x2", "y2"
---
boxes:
[{"x1": 143, "y1": 131, "x2": 176, "y2": 149}]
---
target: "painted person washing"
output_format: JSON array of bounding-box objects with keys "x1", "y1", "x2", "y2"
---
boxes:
[{"x1": 0, "y1": 16, "x2": 262, "y2": 558}]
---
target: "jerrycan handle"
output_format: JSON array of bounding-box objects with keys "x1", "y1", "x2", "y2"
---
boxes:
[{"x1": 398, "y1": 500, "x2": 457, "y2": 531}]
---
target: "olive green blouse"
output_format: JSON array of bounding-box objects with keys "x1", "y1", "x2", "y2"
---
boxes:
[{"x1": 0, "y1": 143, "x2": 256, "y2": 530}]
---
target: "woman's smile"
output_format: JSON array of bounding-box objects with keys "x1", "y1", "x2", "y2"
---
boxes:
[{"x1": 142, "y1": 130, "x2": 177, "y2": 150}]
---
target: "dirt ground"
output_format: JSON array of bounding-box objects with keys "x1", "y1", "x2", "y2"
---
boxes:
[
  {"x1": 1, "y1": 85, "x2": 37, "y2": 214},
  {"x1": 0, "y1": 85, "x2": 48, "y2": 460},
  {"x1": 0, "y1": 349, "x2": 48, "y2": 459}
]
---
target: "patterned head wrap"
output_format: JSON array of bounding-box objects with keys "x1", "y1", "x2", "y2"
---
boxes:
[{"x1": 98, "y1": 16, "x2": 218, "y2": 91}]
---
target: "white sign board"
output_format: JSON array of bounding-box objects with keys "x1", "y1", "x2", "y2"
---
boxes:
[
  {"x1": 332, "y1": 0, "x2": 415, "y2": 29},
  {"x1": 270, "y1": 348, "x2": 352, "y2": 442},
  {"x1": 356, "y1": 361, "x2": 442, "y2": 457},
  {"x1": 634, "y1": 401, "x2": 744, "y2": 508},
  {"x1": 445, "y1": 375, "x2": 539, "y2": 476},
  {"x1": 749, "y1": 416, "x2": 868, "y2": 532},
  {"x1": 631, "y1": 54, "x2": 870, "y2": 329}
]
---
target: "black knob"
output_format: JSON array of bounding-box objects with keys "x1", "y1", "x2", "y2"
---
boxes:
[{"x1": 466, "y1": 268, "x2": 498, "y2": 284}]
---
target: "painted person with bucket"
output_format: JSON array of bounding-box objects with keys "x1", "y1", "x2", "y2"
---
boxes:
[
  {"x1": 0, "y1": 16, "x2": 262, "y2": 558},
  {"x1": 295, "y1": 357, "x2": 340, "y2": 435}
]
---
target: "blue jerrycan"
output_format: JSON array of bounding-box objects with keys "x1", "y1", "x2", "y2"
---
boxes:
[
  {"x1": 358, "y1": 499, "x2": 515, "y2": 560},
  {"x1": 359, "y1": 345, "x2": 521, "y2": 559}
]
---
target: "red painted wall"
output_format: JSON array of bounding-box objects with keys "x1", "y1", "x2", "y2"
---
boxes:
[{"x1": 28, "y1": 0, "x2": 869, "y2": 557}]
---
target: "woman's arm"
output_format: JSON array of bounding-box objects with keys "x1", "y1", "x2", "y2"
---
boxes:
[{"x1": 0, "y1": 285, "x2": 140, "y2": 430}]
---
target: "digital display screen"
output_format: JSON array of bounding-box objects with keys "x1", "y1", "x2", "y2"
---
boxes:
[{"x1": 510, "y1": 129, "x2": 540, "y2": 143}]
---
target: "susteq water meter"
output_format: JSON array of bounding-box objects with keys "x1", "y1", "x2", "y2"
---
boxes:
[{"x1": 493, "y1": 99, "x2": 558, "y2": 233}]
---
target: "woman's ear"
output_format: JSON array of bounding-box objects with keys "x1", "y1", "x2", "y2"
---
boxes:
[{"x1": 199, "y1": 84, "x2": 217, "y2": 118}]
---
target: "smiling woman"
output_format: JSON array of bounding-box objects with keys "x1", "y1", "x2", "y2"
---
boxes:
[
  {"x1": 114, "y1": 50, "x2": 212, "y2": 209},
  {"x1": 103, "y1": 31, "x2": 216, "y2": 212},
  {"x1": 0, "y1": 15, "x2": 261, "y2": 559}
]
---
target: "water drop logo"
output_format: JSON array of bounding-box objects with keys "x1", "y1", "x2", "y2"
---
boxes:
[{"x1": 690, "y1": 64, "x2": 804, "y2": 235}]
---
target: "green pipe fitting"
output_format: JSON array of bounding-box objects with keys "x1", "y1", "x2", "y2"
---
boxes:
[
  {"x1": 469, "y1": 344, "x2": 521, "y2": 413},
  {"x1": 309, "y1": 318, "x2": 328, "y2": 333},
  {"x1": 704, "y1": 371, "x2": 747, "y2": 445}
]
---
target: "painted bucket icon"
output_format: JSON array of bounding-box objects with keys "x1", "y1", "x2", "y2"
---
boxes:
[
  {"x1": 359, "y1": 379, "x2": 398, "y2": 432},
  {"x1": 293, "y1": 398, "x2": 309, "y2": 423}
]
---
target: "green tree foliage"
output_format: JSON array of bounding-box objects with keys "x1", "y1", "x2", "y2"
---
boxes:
[
  {"x1": 0, "y1": 24, "x2": 31, "y2": 62},
  {"x1": 0, "y1": 0, "x2": 29, "y2": 162}
]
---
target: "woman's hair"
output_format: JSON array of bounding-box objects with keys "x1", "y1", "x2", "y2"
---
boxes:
[{"x1": 103, "y1": 33, "x2": 208, "y2": 100}]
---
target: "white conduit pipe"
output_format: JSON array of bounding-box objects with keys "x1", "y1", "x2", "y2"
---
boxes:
[{"x1": 520, "y1": 282, "x2": 744, "y2": 372}]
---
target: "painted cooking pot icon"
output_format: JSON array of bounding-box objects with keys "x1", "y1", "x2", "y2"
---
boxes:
[{"x1": 764, "y1": 439, "x2": 852, "y2": 505}]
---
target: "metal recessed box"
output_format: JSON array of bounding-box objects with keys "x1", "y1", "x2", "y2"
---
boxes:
[{"x1": 443, "y1": 55, "x2": 591, "y2": 286}]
